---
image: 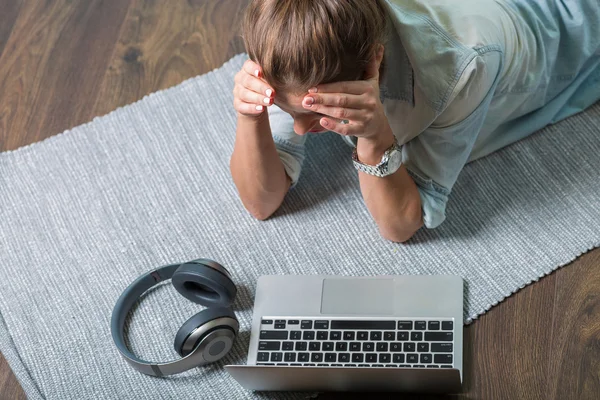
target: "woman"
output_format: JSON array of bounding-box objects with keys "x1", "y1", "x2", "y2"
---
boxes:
[{"x1": 230, "y1": 0, "x2": 600, "y2": 242}]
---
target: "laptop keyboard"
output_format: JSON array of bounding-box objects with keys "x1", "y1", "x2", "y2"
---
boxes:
[{"x1": 255, "y1": 318, "x2": 455, "y2": 368}]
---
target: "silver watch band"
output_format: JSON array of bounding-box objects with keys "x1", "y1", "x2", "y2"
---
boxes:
[{"x1": 352, "y1": 137, "x2": 402, "y2": 177}]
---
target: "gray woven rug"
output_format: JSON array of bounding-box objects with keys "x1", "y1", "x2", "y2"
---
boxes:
[{"x1": 1, "y1": 53, "x2": 599, "y2": 399}]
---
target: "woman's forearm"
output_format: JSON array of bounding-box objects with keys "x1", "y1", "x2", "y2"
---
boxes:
[
  {"x1": 230, "y1": 113, "x2": 290, "y2": 220},
  {"x1": 356, "y1": 132, "x2": 424, "y2": 242}
]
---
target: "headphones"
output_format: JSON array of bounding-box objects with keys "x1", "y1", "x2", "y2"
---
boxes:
[{"x1": 110, "y1": 259, "x2": 239, "y2": 377}]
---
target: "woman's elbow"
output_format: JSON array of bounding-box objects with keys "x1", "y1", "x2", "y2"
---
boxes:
[{"x1": 378, "y1": 204, "x2": 424, "y2": 243}]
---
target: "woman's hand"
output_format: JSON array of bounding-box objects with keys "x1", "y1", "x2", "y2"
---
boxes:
[
  {"x1": 301, "y1": 46, "x2": 391, "y2": 141},
  {"x1": 233, "y1": 59, "x2": 275, "y2": 118}
]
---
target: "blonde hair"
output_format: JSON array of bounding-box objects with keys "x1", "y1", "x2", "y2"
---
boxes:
[{"x1": 243, "y1": 0, "x2": 389, "y2": 94}]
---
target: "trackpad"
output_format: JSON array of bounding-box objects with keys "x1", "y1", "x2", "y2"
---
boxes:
[{"x1": 321, "y1": 279, "x2": 394, "y2": 315}]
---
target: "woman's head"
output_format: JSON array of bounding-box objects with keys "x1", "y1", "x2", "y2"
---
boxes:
[{"x1": 243, "y1": 0, "x2": 388, "y2": 95}]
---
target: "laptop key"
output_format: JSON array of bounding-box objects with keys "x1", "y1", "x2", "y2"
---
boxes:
[
  {"x1": 413, "y1": 365, "x2": 426, "y2": 368},
  {"x1": 331, "y1": 364, "x2": 343, "y2": 366},
  {"x1": 357, "y1": 331, "x2": 369, "y2": 340},
  {"x1": 352, "y1": 353, "x2": 364, "y2": 363},
  {"x1": 399, "y1": 364, "x2": 411, "y2": 367},
  {"x1": 358, "y1": 364, "x2": 369, "y2": 367},
  {"x1": 282, "y1": 342, "x2": 294, "y2": 351},
  {"x1": 393, "y1": 354, "x2": 405, "y2": 363},
  {"x1": 379, "y1": 354, "x2": 391, "y2": 363},
  {"x1": 295, "y1": 342, "x2": 307, "y2": 351},
  {"x1": 350, "y1": 342, "x2": 361, "y2": 351},
  {"x1": 338, "y1": 353, "x2": 350, "y2": 363},
  {"x1": 366, "y1": 353, "x2": 377, "y2": 363},
  {"x1": 417, "y1": 343, "x2": 429, "y2": 352},
  {"x1": 301, "y1": 320, "x2": 313, "y2": 329},
  {"x1": 261, "y1": 319, "x2": 273, "y2": 325},
  {"x1": 270, "y1": 353, "x2": 283, "y2": 362},
  {"x1": 397, "y1": 321, "x2": 413, "y2": 330},
  {"x1": 440, "y1": 365, "x2": 453, "y2": 368},
  {"x1": 420, "y1": 354, "x2": 432, "y2": 364},
  {"x1": 411, "y1": 332, "x2": 423, "y2": 341},
  {"x1": 425, "y1": 332, "x2": 453, "y2": 341},
  {"x1": 442, "y1": 321, "x2": 454, "y2": 331},
  {"x1": 384, "y1": 331, "x2": 395, "y2": 341},
  {"x1": 370, "y1": 331, "x2": 382, "y2": 341},
  {"x1": 277, "y1": 363, "x2": 289, "y2": 366},
  {"x1": 317, "y1": 331, "x2": 328, "y2": 340},
  {"x1": 330, "y1": 331, "x2": 342, "y2": 340},
  {"x1": 284, "y1": 353, "x2": 296, "y2": 362},
  {"x1": 290, "y1": 331, "x2": 302, "y2": 340},
  {"x1": 274, "y1": 320, "x2": 286, "y2": 329},
  {"x1": 290, "y1": 363, "x2": 302, "y2": 366},
  {"x1": 309, "y1": 342, "x2": 321, "y2": 351},
  {"x1": 303, "y1": 331, "x2": 315, "y2": 340},
  {"x1": 343, "y1": 331, "x2": 355, "y2": 340},
  {"x1": 260, "y1": 330, "x2": 288, "y2": 340},
  {"x1": 434, "y1": 354, "x2": 453, "y2": 364},
  {"x1": 317, "y1": 364, "x2": 329, "y2": 367},
  {"x1": 257, "y1": 352, "x2": 269, "y2": 362},
  {"x1": 325, "y1": 353, "x2": 336, "y2": 362},
  {"x1": 257, "y1": 363, "x2": 274, "y2": 365},
  {"x1": 314, "y1": 320, "x2": 329, "y2": 329},
  {"x1": 305, "y1": 363, "x2": 316, "y2": 366},
  {"x1": 407, "y1": 353, "x2": 418, "y2": 363},
  {"x1": 431, "y1": 343, "x2": 453, "y2": 352},
  {"x1": 427, "y1": 365, "x2": 440, "y2": 368},
  {"x1": 372, "y1": 364, "x2": 384, "y2": 367},
  {"x1": 311, "y1": 353, "x2": 324, "y2": 362},
  {"x1": 397, "y1": 331, "x2": 409, "y2": 341},
  {"x1": 376, "y1": 343, "x2": 388, "y2": 352},
  {"x1": 385, "y1": 365, "x2": 399, "y2": 368},
  {"x1": 335, "y1": 342, "x2": 348, "y2": 351},
  {"x1": 323, "y1": 342, "x2": 334, "y2": 351},
  {"x1": 390, "y1": 342, "x2": 402, "y2": 352},
  {"x1": 404, "y1": 342, "x2": 416, "y2": 352},
  {"x1": 428, "y1": 321, "x2": 440, "y2": 330},
  {"x1": 346, "y1": 364, "x2": 357, "y2": 367},
  {"x1": 259, "y1": 341, "x2": 281, "y2": 351},
  {"x1": 288, "y1": 320, "x2": 300, "y2": 325},
  {"x1": 415, "y1": 321, "x2": 427, "y2": 330},
  {"x1": 298, "y1": 353, "x2": 309, "y2": 362},
  {"x1": 363, "y1": 342, "x2": 374, "y2": 351}
]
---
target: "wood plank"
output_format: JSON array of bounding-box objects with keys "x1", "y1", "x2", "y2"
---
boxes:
[
  {"x1": 548, "y1": 251, "x2": 600, "y2": 400},
  {"x1": 92, "y1": 0, "x2": 249, "y2": 118},
  {"x1": 0, "y1": 0, "x2": 132, "y2": 151},
  {"x1": 0, "y1": 1, "x2": 21, "y2": 59}
]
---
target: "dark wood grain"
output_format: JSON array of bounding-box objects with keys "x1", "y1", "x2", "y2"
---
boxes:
[{"x1": 0, "y1": 1, "x2": 599, "y2": 399}]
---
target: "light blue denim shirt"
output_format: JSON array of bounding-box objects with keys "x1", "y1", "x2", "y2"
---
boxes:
[{"x1": 269, "y1": 0, "x2": 600, "y2": 228}]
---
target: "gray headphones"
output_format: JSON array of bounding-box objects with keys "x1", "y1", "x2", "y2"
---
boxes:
[{"x1": 110, "y1": 259, "x2": 239, "y2": 377}]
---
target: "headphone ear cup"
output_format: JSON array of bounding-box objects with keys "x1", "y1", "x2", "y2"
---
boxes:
[
  {"x1": 171, "y1": 260, "x2": 237, "y2": 308},
  {"x1": 174, "y1": 307, "x2": 238, "y2": 358}
]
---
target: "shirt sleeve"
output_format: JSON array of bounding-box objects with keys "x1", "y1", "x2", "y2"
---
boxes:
[
  {"x1": 403, "y1": 50, "x2": 503, "y2": 228},
  {"x1": 268, "y1": 104, "x2": 307, "y2": 187}
]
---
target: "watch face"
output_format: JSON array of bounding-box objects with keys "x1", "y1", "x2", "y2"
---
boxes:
[{"x1": 387, "y1": 150, "x2": 402, "y2": 174}]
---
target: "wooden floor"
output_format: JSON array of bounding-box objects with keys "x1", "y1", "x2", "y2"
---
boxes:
[{"x1": 1, "y1": 1, "x2": 599, "y2": 399}]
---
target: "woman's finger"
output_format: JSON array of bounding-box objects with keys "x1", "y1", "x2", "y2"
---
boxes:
[
  {"x1": 304, "y1": 92, "x2": 365, "y2": 109},
  {"x1": 302, "y1": 99, "x2": 364, "y2": 121}
]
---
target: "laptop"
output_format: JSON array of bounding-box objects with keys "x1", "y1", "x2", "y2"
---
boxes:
[{"x1": 226, "y1": 275, "x2": 463, "y2": 393}]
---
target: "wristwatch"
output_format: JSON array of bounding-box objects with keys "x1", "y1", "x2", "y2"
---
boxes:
[{"x1": 352, "y1": 136, "x2": 402, "y2": 177}]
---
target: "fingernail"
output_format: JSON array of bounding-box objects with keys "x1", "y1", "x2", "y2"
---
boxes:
[
  {"x1": 263, "y1": 97, "x2": 271, "y2": 104},
  {"x1": 266, "y1": 89, "x2": 273, "y2": 97},
  {"x1": 303, "y1": 97, "x2": 314, "y2": 106},
  {"x1": 308, "y1": 87, "x2": 318, "y2": 93},
  {"x1": 256, "y1": 105, "x2": 263, "y2": 111},
  {"x1": 321, "y1": 119, "x2": 329, "y2": 127},
  {"x1": 255, "y1": 70, "x2": 260, "y2": 78}
]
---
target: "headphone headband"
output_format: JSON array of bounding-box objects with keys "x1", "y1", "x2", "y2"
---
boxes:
[{"x1": 110, "y1": 262, "x2": 237, "y2": 377}]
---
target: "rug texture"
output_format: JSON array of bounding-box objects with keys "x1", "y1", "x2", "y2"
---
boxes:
[{"x1": 0, "y1": 54, "x2": 599, "y2": 399}]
